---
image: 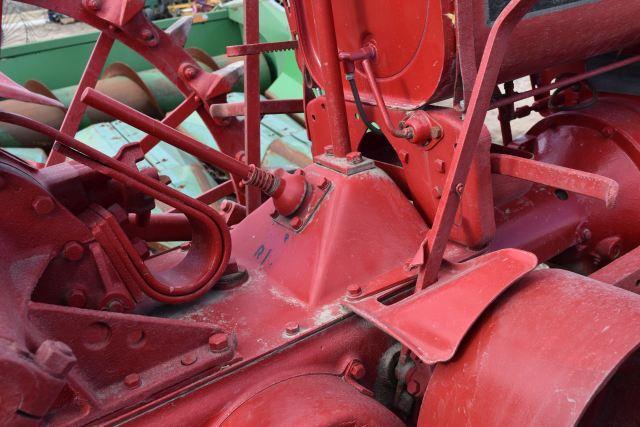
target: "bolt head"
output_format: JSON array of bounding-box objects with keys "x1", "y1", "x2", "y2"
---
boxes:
[
  {"x1": 32, "y1": 196, "x2": 55, "y2": 215},
  {"x1": 285, "y1": 322, "x2": 300, "y2": 335},
  {"x1": 182, "y1": 65, "x2": 199, "y2": 80},
  {"x1": 406, "y1": 380, "x2": 421, "y2": 395},
  {"x1": 209, "y1": 333, "x2": 229, "y2": 352},
  {"x1": 346, "y1": 151, "x2": 363, "y2": 164},
  {"x1": 67, "y1": 289, "x2": 87, "y2": 308},
  {"x1": 289, "y1": 216, "x2": 303, "y2": 230},
  {"x1": 455, "y1": 183, "x2": 465, "y2": 195},
  {"x1": 582, "y1": 228, "x2": 592, "y2": 242},
  {"x1": 349, "y1": 361, "x2": 366, "y2": 379},
  {"x1": 63, "y1": 241, "x2": 84, "y2": 262},
  {"x1": 347, "y1": 284, "x2": 362, "y2": 298},
  {"x1": 35, "y1": 340, "x2": 76, "y2": 378},
  {"x1": 124, "y1": 373, "x2": 141, "y2": 389}
]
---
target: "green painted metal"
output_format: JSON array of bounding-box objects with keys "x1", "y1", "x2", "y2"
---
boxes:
[
  {"x1": 225, "y1": 0, "x2": 302, "y2": 99},
  {"x1": 0, "y1": 9, "x2": 241, "y2": 89}
]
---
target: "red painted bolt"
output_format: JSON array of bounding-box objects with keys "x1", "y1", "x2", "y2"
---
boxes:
[
  {"x1": 290, "y1": 216, "x2": 303, "y2": 230},
  {"x1": 209, "y1": 333, "x2": 229, "y2": 352},
  {"x1": 582, "y1": 228, "x2": 592, "y2": 242},
  {"x1": 35, "y1": 340, "x2": 76, "y2": 378},
  {"x1": 347, "y1": 284, "x2": 362, "y2": 298},
  {"x1": 285, "y1": 322, "x2": 300, "y2": 336},
  {"x1": 182, "y1": 64, "x2": 199, "y2": 80},
  {"x1": 63, "y1": 241, "x2": 84, "y2": 262},
  {"x1": 67, "y1": 289, "x2": 87, "y2": 308},
  {"x1": 324, "y1": 145, "x2": 334, "y2": 156},
  {"x1": 181, "y1": 353, "x2": 198, "y2": 366},
  {"x1": 406, "y1": 380, "x2": 421, "y2": 395},
  {"x1": 124, "y1": 373, "x2": 141, "y2": 389},
  {"x1": 349, "y1": 361, "x2": 366, "y2": 380},
  {"x1": 346, "y1": 151, "x2": 363, "y2": 164},
  {"x1": 32, "y1": 196, "x2": 55, "y2": 215},
  {"x1": 455, "y1": 183, "x2": 465, "y2": 196}
]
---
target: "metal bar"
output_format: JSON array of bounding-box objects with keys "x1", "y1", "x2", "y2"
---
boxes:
[
  {"x1": 491, "y1": 153, "x2": 619, "y2": 208},
  {"x1": 209, "y1": 99, "x2": 304, "y2": 118},
  {"x1": 310, "y1": 0, "x2": 351, "y2": 157},
  {"x1": 490, "y1": 54, "x2": 640, "y2": 110},
  {"x1": 82, "y1": 88, "x2": 252, "y2": 178},
  {"x1": 361, "y1": 59, "x2": 410, "y2": 139},
  {"x1": 46, "y1": 33, "x2": 115, "y2": 166},
  {"x1": 414, "y1": 0, "x2": 539, "y2": 290},
  {"x1": 243, "y1": 0, "x2": 262, "y2": 212},
  {"x1": 226, "y1": 40, "x2": 298, "y2": 57},
  {"x1": 139, "y1": 93, "x2": 200, "y2": 153}
]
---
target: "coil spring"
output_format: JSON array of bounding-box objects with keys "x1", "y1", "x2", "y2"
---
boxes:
[{"x1": 243, "y1": 165, "x2": 280, "y2": 196}]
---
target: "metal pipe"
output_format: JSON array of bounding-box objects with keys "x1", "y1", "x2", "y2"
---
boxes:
[
  {"x1": 490, "y1": 54, "x2": 640, "y2": 109},
  {"x1": 310, "y1": 0, "x2": 351, "y2": 157},
  {"x1": 362, "y1": 59, "x2": 411, "y2": 139}
]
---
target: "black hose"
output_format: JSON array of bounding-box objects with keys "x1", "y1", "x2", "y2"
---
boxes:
[{"x1": 346, "y1": 72, "x2": 382, "y2": 135}]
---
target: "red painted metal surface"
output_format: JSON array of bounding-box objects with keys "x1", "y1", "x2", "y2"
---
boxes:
[
  {"x1": 4, "y1": 0, "x2": 640, "y2": 424},
  {"x1": 348, "y1": 249, "x2": 537, "y2": 363},
  {"x1": 419, "y1": 269, "x2": 640, "y2": 426}
]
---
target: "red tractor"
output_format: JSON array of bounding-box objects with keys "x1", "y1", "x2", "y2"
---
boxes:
[{"x1": 2, "y1": 0, "x2": 640, "y2": 425}]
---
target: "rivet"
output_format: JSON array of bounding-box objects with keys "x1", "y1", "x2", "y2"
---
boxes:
[
  {"x1": 124, "y1": 373, "x2": 141, "y2": 389},
  {"x1": 285, "y1": 322, "x2": 300, "y2": 336},
  {"x1": 63, "y1": 241, "x2": 85, "y2": 262},
  {"x1": 67, "y1": 289, "x2": 87, "y2": 308},
  {"x1": 348, "y1": 361, "x2": 366, "y2": 379},
  {"x1": 347, "y1": 284, "x2": 362, "y2": 298},
  {"x1": 181, "y1": 353, "x2": 198, "y2": 366}
]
